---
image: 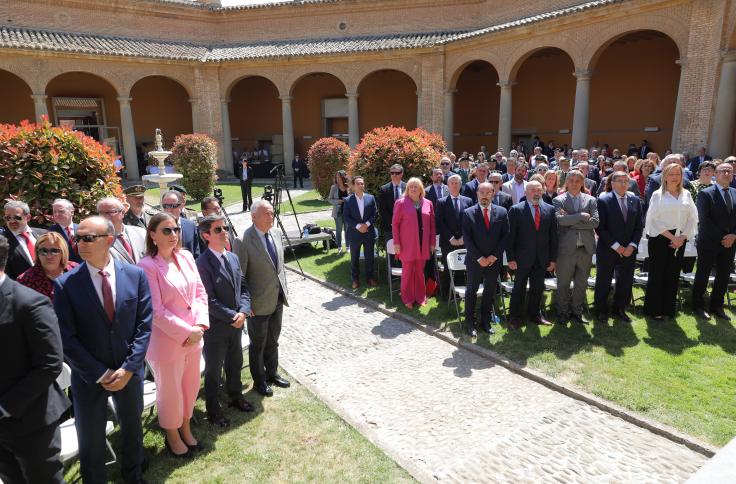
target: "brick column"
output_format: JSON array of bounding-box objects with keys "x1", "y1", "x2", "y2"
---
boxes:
[
  {"x1": 31, "y1": 93, "x2": 48, "y2": 123},
  {"x1": 710, "y1": 51, "x2": 736, "y2": 158},
  {"x1": 189, "y1": 98, "x2": 200, "y2": 133},
  {"x1": 571, "y1": 70, "x2": 593, "y2": 150},
  {"x1": 117, "y1": 96, "x2": 139, "y2": 180},
  {"x1": 416, "y1": 90, "x2": 422, "y2": 129},
  {"x1": 347, "y1": 92, "x2": 359, "y2": 148}
]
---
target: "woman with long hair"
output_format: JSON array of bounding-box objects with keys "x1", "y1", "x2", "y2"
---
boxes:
[
  {"x1": 632, "y1": 158, "x2": 655, "y2": 199},
  {"x1": 328, "y1": 170, "x2": 350, "y2": 253},
  {"x1": 17, "y1": 231, "x2": 78, "y2": 301}
]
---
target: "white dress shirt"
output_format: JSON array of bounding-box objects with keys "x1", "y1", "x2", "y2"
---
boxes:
[
  {"x1": 354, "y1": 194, "x2": 370, "y2": 229},
  {"x1": 86, "y1": 257, "x2": 117, "y2": 309},
  {"x1": 11, "y1": 227, "x2": 36, "y2": 263},
  {"x1": 209, "y1": 247, "x2": 228, "y2": 269},
  {"x1": 512, "y1": 180, "x2": 525, "y2": 204},
  {"x1": 644, "y1": 189, "x2": 698, "y2": 240}
]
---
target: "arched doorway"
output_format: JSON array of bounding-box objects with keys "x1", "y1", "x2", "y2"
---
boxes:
[
  {"x1": 589, "y1": 31, "x2": 680, "y2": 154},
  {"x1": 290, "y1": 72, "x2": 347, "y2": 158},
  {"x1": 357, "y1": 69, "x2": 417, "y2": 138},
  {"x1": 0, "y1": 70, "x2": 33, "y2": 124},
  {"x1": 452, "y1": 61, "x2": 500, "y2": 155},
  {"x1": 511, "y1": 48, "x2": 576, "y2": 152},
  {"x1": 228, "y1": 76, "x2": 282, "y2": 175},
  {"x1": 131, "y1": 76, "x2": 192, "y2": 149}
]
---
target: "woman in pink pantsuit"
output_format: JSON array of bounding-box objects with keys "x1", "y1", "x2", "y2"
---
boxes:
[
  {"x1": 138, "y1": 213, "x2": 209, "y2": 458},
  {"x1": 392, "y1": 177, "x2": 436, "y2": 309}
]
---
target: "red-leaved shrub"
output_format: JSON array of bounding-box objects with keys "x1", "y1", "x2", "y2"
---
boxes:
[{"x1": 307, "y1": 137, "x2": 350, "y2": 199}]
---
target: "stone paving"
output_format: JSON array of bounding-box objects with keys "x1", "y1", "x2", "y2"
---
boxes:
[{"x1": 277, "y1": 272, "x2": 708, "y2": 483}]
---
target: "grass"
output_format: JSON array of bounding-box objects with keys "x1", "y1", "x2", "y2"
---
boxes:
[
  {"x1": 281, "y1": 191, "x2": 332, "y2": 215},
  {"x1": 285, "y1": 245, "x2": 736, "y2": 447},
  {"x1": 63, "y1": 367, "x2": 412, "y2": 483}
]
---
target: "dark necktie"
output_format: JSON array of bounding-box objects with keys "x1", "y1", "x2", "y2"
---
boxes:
[
  {"x1": 724, "y1": 188, "x2": 733, "y2": 213},
  {"x1": 483, "y1": 207, "x2": 490, "y2": 229},
  {"x1": 118, "y1": 234, "x2": 134, "y2": 260},
  {"x1": 264, "y1": 233, "x2": 278, "y2": 267},
  {"x1": 394, "y1": 185, "x2": 399, "y2": 201},
  {"x1": 619, "y1": 196, "x2": 628, "y2": 222},
  {"x1": 534, "y1": 205, "x2": 541, "y2": 231},
  {"x1": 99, "y1": 270, "x2": 115, "y2": 323},
  {"x1": 453, "y1": 198, "x2": 459, "y2": 215},
  {"x1": 222, "y1": 253, "x2": 235, "y2": 283}
]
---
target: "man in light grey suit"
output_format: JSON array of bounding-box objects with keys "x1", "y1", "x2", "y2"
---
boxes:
[
  {"x1": 97, "y1": 197, "x2": 146, "y2": 264},
  {"x1": 553, "y1": 171, "x2": 599, "y2": 324},
  {"x1": 236, "y1": 199, "x2": 290, "y2": 397}
]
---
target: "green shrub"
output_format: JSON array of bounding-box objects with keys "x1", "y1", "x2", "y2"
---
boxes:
[
  {"x1": 307, "y1": 137, "x2": 350, "y2": 199},
  {"x1": 170, "y1": 133, "x2": 218, "y2": 200},
  {"x1": 0, "y1": 118, "x2": 122, "y2": 225}
]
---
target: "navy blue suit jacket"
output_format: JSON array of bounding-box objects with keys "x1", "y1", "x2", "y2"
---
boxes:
[
  {"x1": 462, "y1": 204, "x2": 509, "y2": 271},
  {"x1": 436, "y1": 195, "x2": 473, "y2": 249},
  {"x1": 196, "y1": 249, "x2": 251, "y2": 328},
  {"x1": 343, "y1": 193, "x2": 377, "y2": 237},
  {"x1": 461, "y1": 178, "x2": 483, "y2": 203},
  {"x1": 49, "y1": 222, "x2": 82, "y2": 263},
  {"x1": 424, "y1": 184, "x2": 449, "y2": 206},
  {"x1": 179, "y1": 216, "x2": 200, "y2": 259},
  {"x1": 595, "y1": 192, "x2": 644, "y2": 257},
  {"x1": 54, "y1": 261, "x2": 153, "y2": 384},
  {"x1": 506, "y1": 201, "x2": 557, "y2": 269},
  {"x1": 696, "y1": 184, "x2": 736, "y2": 251}
]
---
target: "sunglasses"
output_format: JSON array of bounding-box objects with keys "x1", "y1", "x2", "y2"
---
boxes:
[
  {"x1": 3, "y1": 215, "x2": 23, "y2": 222},
  {"x1": 390, "y1": 172, "x2": 402, "y2": 175},
  {"x1": 100, "y1": 209, "x2": 123, "y2": 216},
  {"x1": 162, "y1": 203, "x2": 181, "y2": 209},
  {"x1": 211, "y1": 226, "x2": 230, "y2": 234},
  {"x1": 160, "y1": 227, "x2": 181, "y2": 236},
  {"x1": 38, "y1": 247, "x2": 62, "y2": 256},
  {"x1": 441, "y1": 162, "x2": 450, "y2": 166},
  {"x1": 73, "y1": 234, "x2": 109, "y2": 243}
]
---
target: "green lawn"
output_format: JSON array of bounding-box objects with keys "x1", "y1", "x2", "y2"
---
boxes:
[
  {"x1": 64, "y1": 367, "x2": 412, "y2": 483},
  {"x1": 286, "y1": 244, "x2": 736, "y2": 447},
  {"x1": 281, "y1": 190, "x2": 331, "y2": 215}
]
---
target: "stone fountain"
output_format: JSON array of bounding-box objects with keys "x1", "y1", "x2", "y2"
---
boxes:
[{"x1": 141, "y1": 128, "x2": 183, "y2": 196}]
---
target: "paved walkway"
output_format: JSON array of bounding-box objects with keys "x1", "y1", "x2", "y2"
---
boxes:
[{"x1": 278, "y1": 272, "x2": 707, "y2": 483}]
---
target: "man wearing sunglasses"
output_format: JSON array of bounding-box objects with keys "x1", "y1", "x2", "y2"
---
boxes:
[
  {"x1": 1, "y1": 201, "x2": 47, "y2": 280},
  {"x1": 161, "y1": 190, "x2": 200, "y2": 259},
  {"x1": 378, "y1": 164, "x2": 406, "y2": 239},
  {"x1": 199, "y1": 197, "x2": 236, "y2": 251},
  {"x1": 196, "y1": 215, "x2": 253, "y2": 427},
  {"x1": 97, "y1": 197, "x2": 146, "y2": 264}
]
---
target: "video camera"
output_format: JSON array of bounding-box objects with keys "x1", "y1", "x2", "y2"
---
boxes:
[
  {"x1": 262, "y1": 185, "x2": 275, "y2": 204},
  {"x1": 213, "y1": 187, "x2": 224, "y2": 206}
]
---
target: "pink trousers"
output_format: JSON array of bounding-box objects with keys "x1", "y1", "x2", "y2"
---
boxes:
[
  {"x1": 400, "y1": 259, "x2": 426, "y2": 305},
  {"x1": 149, "y1": 348, "x2": 202, "y2": 429}
]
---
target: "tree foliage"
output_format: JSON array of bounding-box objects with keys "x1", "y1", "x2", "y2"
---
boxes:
[
  {"x1": 170, "y1": 133, "x2": 218, "y2": 200},
  {"x1": 307, "y1": 137, "x2": 351, "y2": 198}
]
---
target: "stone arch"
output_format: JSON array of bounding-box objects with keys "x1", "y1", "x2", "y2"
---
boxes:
[
  {"x1": 0, "y1": 64, "x2": 35, "y2": 93},
  {"x1": 0, "y1": 69, "x2": 34, "y2": 124},
  {"x1": 357, "y1": 69, "x2": 418, "y2": 137},
  {"x1": 354, "y1": 65, "x2": 420, "y2": 94},
  {"x1": 290, "y1": 72, "x2": 348, "y2": 156},
  {"x1": 127, "y1": 72, "x2": 193, "y2": 99},
  {"x1": 452, "y1": 60, "x2": 501, "y2": 154},
  {"x1": 223, "y1": 72, "x2": 281, "y2": 99},
  {"x1": 286, "y1": 68, "x2": 348, "y2": 97},
  {"x1": 504, "y1": 38, "x2": 580, "y2": 82},
  {"x1": 447, "y1": 54, "x2": 503, "y2": 90}
]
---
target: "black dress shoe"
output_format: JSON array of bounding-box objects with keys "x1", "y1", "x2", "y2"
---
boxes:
[
  {"x1": 507, "y1": 319, "x2": 521, "y2": 331},
  {"x1": 229, "y1": 397, "x2": 255, "y2": 412},
  {"x1": 613, "y1": 309, "x2": 632, "y2": 323},
  {"x1": 268, "y1": 375, "x2": 291, "y2": 388},
  {"x1": 693, "y1": 308, "x2": 711, "y2": 320},
  {"x1": 178, "y1": 429, "x2": 205, "y2": 451},
  {"x1": 164, "y1": 437, "x2": 192, "y2": 459},
  {"x1": 556, "y1": 314, "x2": 570, "y2": 325},
  {"x1": 571, "y1": 313, "x2": 588, "y2": 325},
  {"x1": 711, "y1": 308, "x2": 729, "y2": 319},
  {"x1": 255, "y1": 384, "x2": 274, "y2": 397},
  {"x1": 207, "y1": 413, "x2": 231, "y2": 428}
]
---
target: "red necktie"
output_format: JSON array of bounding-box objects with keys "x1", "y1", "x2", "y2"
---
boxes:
[
  {"x1": 66, "y1": 226, "x2": 77, "y2": 253},
  {"x1": 118, "y1": 234, "x2": 134, "y2": 260},
  {"x1": 483, "y1": 207, "x2": 490, "y2": 229},
  {"x1": 19, "y1": 232, "x2": 35, "y2": 261},
  {"x1": 99, "y1": 270, "x2": 115, "y2": 323},
  {"x1": 534, "y1": 205, "x2": 541, "y2": 231}
]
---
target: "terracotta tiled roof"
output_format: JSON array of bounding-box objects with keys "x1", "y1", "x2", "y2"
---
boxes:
[{"x1": 0, "y1": 0, "x2": 626, "y2": 61}]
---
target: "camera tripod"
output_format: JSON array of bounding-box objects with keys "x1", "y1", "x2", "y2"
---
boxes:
[{"x1": 262, "y1": 164, "x2": 304, "y2": 276}]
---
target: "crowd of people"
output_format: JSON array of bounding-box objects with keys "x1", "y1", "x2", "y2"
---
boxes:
[
  {"x1": 329, "y1": 142, "x2": 736, "y2": 336},
  {"x1": 0, "y1": 187, "x2": 289, "y2": 484}
]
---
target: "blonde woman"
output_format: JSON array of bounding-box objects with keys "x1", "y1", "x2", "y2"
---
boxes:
[
  {"x1": 643, "y1": 163, "x2": 698, "y2": 320},
  {"x1": 17, "y1": 232, "x2": 78, "y2": 301}
]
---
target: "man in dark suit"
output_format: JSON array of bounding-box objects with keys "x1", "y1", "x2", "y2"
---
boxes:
[
  {"x1": 639, "y1": 140, "x2": 651, "y2": 159},
  {"x1": 644, "y1": 155, "x2": 691, "y2": 211},
  {"x1": 239, "y1": 159, "x2": 254, "y2": 212},
  {"x1": 162, "y1": 189, "x2": 200, "y2": 258},
  {"x1": 593, "y1": 172, "x2": 644, "y2": 322},
  {"x1": 692, "y1": 162, "x2": 736, "y2": 319},
  {"x1": 436, "y1": 174, "x2": 473, "y2": 296},
  {"x1": 597, "y1": 160, "x2": 641, "y2": 197},
  {"x1": 506, "y1": 181, "x2": 557, "y2": 328},
  {"x1": 199, "y1": 196, "x2": 237, "y2": 251},
  {"x1": 378, "y1": 164, "x2": 406, "y2": 238},
  {"x1": 461, "y1": 162, "x2": 490, "y2": 203},
  {"x1": 687, "y1": 146, "x2": 712, "y2": 175},
  {"x1": 488, "y1": 172, "x2": 513, "y2": 210},
  {"x1": 344, "y1": 176, "x2": 378, "y2": 289},
  {"x1": 292, "y1": 154, "x2": 306, "y2": 188},
  {"x1": 424, "y1": 168, "x2": 449, "y2": 206},
  {"x1": 54, "y1": 216, "x2": 152, "y2": 484},
  {"x1": 462, "y1": 182, "x2": 508, "y2": 336},
  {"x1": 49, "y1": 198, "x2": 82, "y2": 263},
  {"x1": 0, "y1": 235, "x2": 70, "y2": 484},
  {"x1": 197, "y1": 215, "x2": 253, "y2": 427},
  {"x1": 1, "y1": 200, "x2": 47, "y2": 279},
  {"x1": 440, "y1": 157, "x2": 454, "y2": 183}
]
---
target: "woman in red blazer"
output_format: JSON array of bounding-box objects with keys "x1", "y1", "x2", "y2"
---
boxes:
[
  {"x1": 392, "y1": 177, "x2": 436, "y2": 309},
  {"x1": 138, "y1": 213, "x2": 209, "y2": 458}
]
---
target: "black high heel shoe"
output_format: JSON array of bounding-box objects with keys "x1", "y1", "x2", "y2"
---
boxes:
[
  {"x1": 178, "y1": 429, "x2": 204, "y2": 452},
  {"x1": 164, "y1": 435, "x2": 192, "y2": 459}
]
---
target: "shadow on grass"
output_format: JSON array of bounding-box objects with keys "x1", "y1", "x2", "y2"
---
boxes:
[{"x1": 696, "y1": 316, "x2": 736, "y2": 353}]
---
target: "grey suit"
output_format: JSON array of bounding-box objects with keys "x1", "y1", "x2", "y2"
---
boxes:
[
  {"x1": 236, "y1": 225, "x2": 289, "y2": 388},
  {"x1": 553, "y1": 192, "x2": 599, "y2": 318},
  {"x1": 110, "y1": 225, "x2": 147, "y2": 264}
]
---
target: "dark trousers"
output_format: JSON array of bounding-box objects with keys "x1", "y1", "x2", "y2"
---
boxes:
[
  {"x1": 644, "y1": 234, "x2": 685, "y2": 317},
  {"x1": 72, "y1": 372, "x2": 144, "y2": 484},
  {"x1": 465, "y1": 262, "x2": 500, "y2": 328},
  {"x1": 247, "y1": 302, "x2": 283, "y2": 387},
  {"x1": 349, "y1": 230, "x2": 375, "y2": 282},
  {"x1": 594, "y1": 250, "x2": 636, "y2": 311},
  {"x1": 240, "y1": 179, "x2": 252, "y2": 211},
  {"x1": 0, "y1": 423, "x2": 64, "y2": 484},
  {"x1": 203, "y1": 325, "x2": 244, "y2": 415},
  {"x1": 293, "y1": 172, "x2": 304, "y2": 188},
  {"x1": 692, "y1": 244, "x2": 736, "y2": 310},
  {"x1": 510, "y1": 262, "x2": 546, "y2": 320}
]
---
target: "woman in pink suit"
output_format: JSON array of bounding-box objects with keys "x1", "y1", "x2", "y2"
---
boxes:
[
  {"x1": 138, "y1": 212, "x2": 209, "y2": 458},
  {"x1": 392, "y1": 177, "x2": 436, "y2": 309}
]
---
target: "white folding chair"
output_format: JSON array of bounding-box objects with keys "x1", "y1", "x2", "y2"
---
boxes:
[
  {"x1": 385, "y1": 239, "x2": 402, "y2": 302},
  {"x1": 446, "y1": 249, "x2": 483, "y2": 325}
]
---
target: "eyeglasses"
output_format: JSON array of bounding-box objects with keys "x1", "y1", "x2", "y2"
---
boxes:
[
  {"x1": 390, "y1": 172, "x2": 402, "y2": 176},
  {"x1": 441, "y1": 162, "x2": 450, "y2": 166},
  {"x1": 38, "y1": 247, "x2": 62, "y2": 256},
  {"x1": 717, "y1": 168, "x2": 733, "y2": 174},
  {"x1": 74, "y1": 234, "x2": 109, "y2": 243},
  {"x1": 489, "y1": 180, "x2": 502, "y2": 184},
  {"x1": 162, "y1": 203, "x2": 181, "y2": 209},
  {"x1": 160, "y1": 227, "x2": 181, "y2": 236},
  {"x1": 211, "y1": 226, "x2": 230, "y2": 234},
  {"x1": 100, "y1": 209, "x2": 123, "y2": 216},
  {"x1": 3, "y1": 215, "x2": 23, "y2": 222}
]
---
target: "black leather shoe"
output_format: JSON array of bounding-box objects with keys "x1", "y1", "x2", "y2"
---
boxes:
[
  {"x1": 556, "y1": 314, "x2": 570, "y2": 325},
  {"x1": 207, "y1": 413, "x2": 231, "y2": 428},
  {"x1": 694, "y1": 308, "x2": 711, "y2": 320},
  {"x1": 268, "y1": 375, "x2": 290, "y2": 388},
  {"x1": 595, "y1": 311, "x2": 608, "y2": 322},
  {"x1": 711, "y1": 308, "x2": 729, "y2": 319},
  {"x1": 571, "y1": 313, "x2": 588, "y2": 325},
  {"x1": 178, "y1": 429, "x2": 205, "y2": 451},
  {"x1": 256, "y1": 384, "x2": 274, "y2": 397},
  {"x1": 164, "y1": 436, "x2": 192, "y2": 459},
  {"x1": 229, "y1": 397, "x2": 255, "y2": 412},
  {"x1": 613, "y1": 309, "x2": 632, "y2": 323}
]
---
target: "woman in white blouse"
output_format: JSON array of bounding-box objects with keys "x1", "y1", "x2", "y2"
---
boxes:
[{"x1": 643, "y1": 162, "x2": 698, "y2": 319}]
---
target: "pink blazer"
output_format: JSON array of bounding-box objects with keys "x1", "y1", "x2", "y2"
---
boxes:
[
  {"x1": 138, "y1": 250, "x2": 209, "y2": 363},
  {"x1": 392, "y1": 196, "x2": 436, "y2": 261}
]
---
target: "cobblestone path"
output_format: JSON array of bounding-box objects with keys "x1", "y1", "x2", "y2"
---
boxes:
[{"x1": 279, "y1": 272, "x2": 707, "y2": 483}]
